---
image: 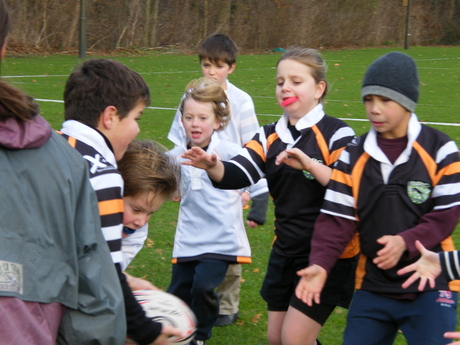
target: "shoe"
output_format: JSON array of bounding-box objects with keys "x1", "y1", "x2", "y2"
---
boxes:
[
  {"x1": 189, "y1": 340, "x2": 206, "y2": 345},
  {"x1": 214, "y1": 312, "x2": 239, "y2": 327}
]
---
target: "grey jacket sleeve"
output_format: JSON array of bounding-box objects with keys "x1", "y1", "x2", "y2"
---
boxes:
[{"x1": 57, "y1": 169, "x2": 126, "y2": 345}]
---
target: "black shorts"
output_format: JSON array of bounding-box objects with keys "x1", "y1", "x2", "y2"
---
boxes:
[{"x1": 260, "y1": 249, "x2": 358, "y2": 325}]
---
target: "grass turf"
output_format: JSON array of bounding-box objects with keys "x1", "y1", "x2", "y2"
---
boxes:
[{"x1": 3, "y1": 46, "x2": 459, "y2": 345}]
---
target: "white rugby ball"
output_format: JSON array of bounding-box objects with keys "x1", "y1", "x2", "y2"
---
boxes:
[{"x1": 133, "y1": 290, "x2": 196, "y2": 345}]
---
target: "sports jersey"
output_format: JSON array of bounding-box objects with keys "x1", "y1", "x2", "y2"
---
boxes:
[
  {"x1": 217, "y1": 104, "x2": 358, "y2": 257},
  {"x1": 313, "y1": 114, "x2": 460, "y2": 294},
  {"x1": 60, "y1": 120, "x2": 124, "y2": 264},
  {"x1": 170, "y1": 134, "x2": 267, "y2": 263}
]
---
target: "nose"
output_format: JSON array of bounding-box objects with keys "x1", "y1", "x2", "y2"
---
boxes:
[
  {"x1": 133, "y1": 215, "x2": 148, "y2": 228},
  {"x1": 191, "y1": 117, "x2": 200, "y2": 127}
]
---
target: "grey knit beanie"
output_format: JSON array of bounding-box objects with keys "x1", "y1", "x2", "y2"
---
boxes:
[{"x1": 362, "y1": 52, "x2": 419, "y2": 112}]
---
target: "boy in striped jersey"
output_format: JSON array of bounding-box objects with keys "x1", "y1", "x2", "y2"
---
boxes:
[
  {"x1": 61, "y1": 59, "x2": 182, "y2": 345},
  {"x1": 295, "y1": 52, "x2": 460, "y2": 345}
]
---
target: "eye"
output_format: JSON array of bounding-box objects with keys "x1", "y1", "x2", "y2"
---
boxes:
[{"x1": 363, "y1": 96, "x2": 372, "y2": 102}]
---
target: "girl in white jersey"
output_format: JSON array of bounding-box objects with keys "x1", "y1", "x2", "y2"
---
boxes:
[{"x1": 167, "y1": 77, "x2": 267, "y2": 345}]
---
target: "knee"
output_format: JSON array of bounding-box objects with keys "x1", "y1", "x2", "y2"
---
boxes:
[{"x1": 267, "y1": 329, "x2": 282, "y2": 345}]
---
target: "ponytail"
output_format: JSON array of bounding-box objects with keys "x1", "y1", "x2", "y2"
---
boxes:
[{"x1": 0, "y1": 80, "x2": 39, "y2": 121}]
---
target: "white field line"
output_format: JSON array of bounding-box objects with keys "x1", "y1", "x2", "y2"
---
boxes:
[{"x1": 34, "y1": 98, "x2": 459, "y2": 127}]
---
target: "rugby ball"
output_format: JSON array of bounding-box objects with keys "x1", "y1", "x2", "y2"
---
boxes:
[{"x1": 133, "y1": 290, "x2": 196, "y2": 345}]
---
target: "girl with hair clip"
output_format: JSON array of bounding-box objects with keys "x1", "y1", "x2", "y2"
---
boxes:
[
  {"x1": 167, "y1": 77, "x2": 267, "y2": 345},
  {"x1": 0, "y1": 0, "x2": 125, "y2": 343},
  {"x1": 181, "y1": 48, "x2": 359, "y2": 345}
]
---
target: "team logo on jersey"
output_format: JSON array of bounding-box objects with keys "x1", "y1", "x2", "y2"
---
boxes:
[
  {"x1": 0, "y1": 260, "x2": 23, "y2": 294},
  {"x1": 303, "y1": 158, "x2": 323, "y2": 180},
  {"x1": 407, "y1": 181, "x2": 431, "y2": 204}
]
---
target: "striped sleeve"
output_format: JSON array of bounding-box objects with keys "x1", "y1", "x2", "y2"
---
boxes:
[
  {"x1": 432, "y1": 140, "x2": 460, "y2": 210},
  {"x1": 321, "y1": 150, "x2": 358, "y2": 221},
  {"x1": 89, "y1": 170, "x2": 124, "y2": 264},
  {"x1": 440, "y1": 251, "x2": 460, "y2": 281}
]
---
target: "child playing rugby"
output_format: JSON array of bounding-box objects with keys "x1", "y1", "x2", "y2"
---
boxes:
[{"x1": 295, "y1": 51, "x2": 460, "y2": 345}]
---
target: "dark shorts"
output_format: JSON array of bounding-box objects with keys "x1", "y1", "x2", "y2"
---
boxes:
[
  {"x1": 344, "y1": 290, "x2": 458, "y2": 345},
  {"x1": 260, "y1": 249, "x2": 358, "y2": 325}
]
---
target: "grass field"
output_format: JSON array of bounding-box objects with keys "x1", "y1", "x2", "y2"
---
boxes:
[{"x1": 3, "y1": 46, "x2": 459, "y2": 345}]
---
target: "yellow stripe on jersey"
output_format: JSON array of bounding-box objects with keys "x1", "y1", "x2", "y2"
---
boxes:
[
  {"x1": 351, "y1": 152, "x2": 371, "y2": 216},
  {"x1": 266, "y1": 132, "x2": 279, "y2": 151},
  {"x1": 330, "y1": 146, "x2": 346, "y2": 165},
  {"x1": 330, "y1": 169, "x2": 351, "y2": 186},
  {"x1": 413, "y1": 141, "x2": 437, "y2": 185},
  {"x1": 98, "y1": 199, "x2": 124, "y2": 216},
  {"x1": 312, "y1": 126, "x2": 331, "y2": 165},
  {"x1": 355, "y1": 252, "x2": 368, "y2": 289},
  {"x1": 246, "y1": 139, "x2": 266, "y2": 162}
]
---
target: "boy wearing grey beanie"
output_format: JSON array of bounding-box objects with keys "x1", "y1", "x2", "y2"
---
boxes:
[{"x1": 294, "y1": 51, "x2": 460, "y2": 345}]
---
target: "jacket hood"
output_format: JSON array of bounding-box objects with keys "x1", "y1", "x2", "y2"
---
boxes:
[{"x1": 0, "y1": 115, "x2": 52, "y2": 149}]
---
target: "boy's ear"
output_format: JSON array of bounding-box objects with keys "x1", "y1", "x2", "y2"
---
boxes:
[
  {"x1": 98, "y1": 105, "x2": 119, "y2": 130},
  {"x1": 228, "y1": 63, "x2": 236, "y2": 75}
]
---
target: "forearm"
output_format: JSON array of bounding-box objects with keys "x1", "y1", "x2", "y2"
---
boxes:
[
  {"x1": 310, "y1": 213, "x2": 357, "y2": 272},
  {"x1": 307, "y1": 160, "x2": 332, "y2": 186},
  {"x1": 400, "y1": 206, "x2": 460, "y2": 259},
  {"x1": 206, "y1": 159, "x2": 225, "y2": 182}
]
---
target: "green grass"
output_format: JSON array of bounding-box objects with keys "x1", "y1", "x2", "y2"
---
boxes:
[{"x1": 3, "y1": 46, "x2": 460, "y2": 345}]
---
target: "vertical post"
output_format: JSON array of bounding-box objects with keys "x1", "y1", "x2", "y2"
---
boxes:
[
  {"x1": 404, "y1": 0, "x2": 411, "y2": 49},
  {"x1": 79, "y1": 0, "x2": 86, "y2": 59}
]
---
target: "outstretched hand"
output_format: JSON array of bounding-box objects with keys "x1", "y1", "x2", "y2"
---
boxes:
[
  {"x1": 181, "y1": 146, "x2": 217, "y2": 170},
  {"x1": 397, "y1": 240, "x2": 441, "y2": 290},
  {"x1": 295, "y1": 265, "x2": 327, "y2": 306}
]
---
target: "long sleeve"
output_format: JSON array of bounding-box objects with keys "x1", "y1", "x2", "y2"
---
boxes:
[{"x1": 439, "y1": 251, "x2": 460, "y2": 281}]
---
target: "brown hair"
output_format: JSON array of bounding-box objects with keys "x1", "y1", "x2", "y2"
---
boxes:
[
  {"x1": 198, "y1": 33, "x2": 238, "y2": 66},
  {"x1": 118, "y1": 140, "x2": 180, "y2": 204},
  {"x1": 0, "y1": 0, "x2": 39, "y2": 121},
  {"x1": 179, "y1": 77, "x2": 231, "y2": 131},
  {"x1": 277, "y1": 47, "x2": 328, "y2": 101},
  {"x1": 64, "y1": 59, "x2": 150, "y2": 128}
]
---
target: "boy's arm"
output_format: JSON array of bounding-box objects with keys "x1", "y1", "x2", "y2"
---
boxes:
[{"x1": 396, "y1": 206, "x2": 460, "y2": 258}]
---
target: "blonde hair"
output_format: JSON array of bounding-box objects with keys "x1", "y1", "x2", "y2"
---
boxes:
[
  {"x1": 118, "y1": 140, "x2": 180, "y2": 203},
  {"x1": 179, "y1": 77, "x2": 231, "y2": 130},
  {"x1": 277, "y1": 47, "x2": 328, "y2": 101}
]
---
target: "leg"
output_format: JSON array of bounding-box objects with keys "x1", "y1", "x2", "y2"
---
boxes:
[
  {"x1": 215, "y1": 263, "x2": 241, "y2": 326},
  {"x1": 167, "y1": 262, "x2": 195, "y2": 306},
  {"x1": 401, "y1": 291, "x2": 458, "y2": 345},
  {"x1": 247, "y1": 191, "x2": 269, "y2": 226},
  {"x1": 343, "y1": 290, "x2": 398, "y2": 345},
  {"x1": 191, "y1": 259, "x2": 229, "y2": 341},
  {"x1": 267, "y1": 310, "x2": 286, "y2": 345},
  {"x1": 282, "y1": 306, "x2": 322, "y2": 345}
]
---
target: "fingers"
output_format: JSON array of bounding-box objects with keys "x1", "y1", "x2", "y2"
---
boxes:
[{"x1": 275, "y1": 151, "x2": 290, "y2": 166}]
